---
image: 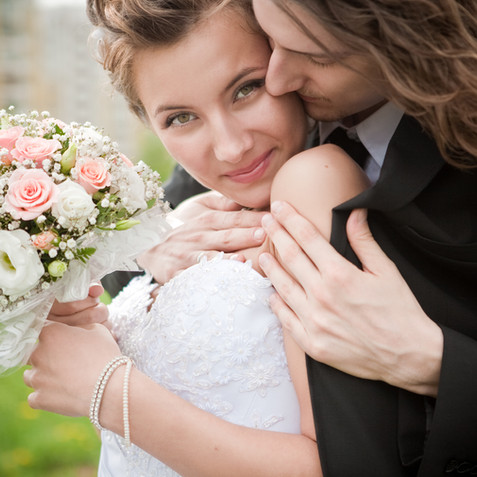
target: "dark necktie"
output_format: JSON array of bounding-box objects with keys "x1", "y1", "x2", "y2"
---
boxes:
[{"x1": 324, "y1": 127, "x2": 369, "y2": 168}]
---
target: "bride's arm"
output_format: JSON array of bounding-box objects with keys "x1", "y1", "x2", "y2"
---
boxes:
[
  {"x1": 263, "y1": 142, "x2": 370, "y2": 442},
  {"x1": 106, "y1": 358, "x2": 320, "y2": 476},
  {"x1": 25, "y1": 322, "x2": 321, "y2": 477}
]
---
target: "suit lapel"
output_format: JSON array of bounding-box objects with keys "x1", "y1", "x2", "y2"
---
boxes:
[{"x1": 336, "y1": 115, "x2": 445, "y2": 212}]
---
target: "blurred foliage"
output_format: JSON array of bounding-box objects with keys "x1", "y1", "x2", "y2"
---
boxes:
[
  {"x1": 0, "y1": 368, "x2": 100, "y2": 477},
  {"x1": 0, "y1": 130, "x2": 174, "y2": 476},
  {"x1": 135, "y1": 128, "x2": 177, "y2": 184},
  {"x1": 101, "y1": 290, "x2": 112, "y2": 305}
]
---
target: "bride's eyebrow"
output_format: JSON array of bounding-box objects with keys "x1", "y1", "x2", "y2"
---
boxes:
[
  {"x1": 225, "y1": 66, "x2": 266, "y2": 91},
  {"x1": 154, "y1": 103, "x2": 189, "y2": 117}
]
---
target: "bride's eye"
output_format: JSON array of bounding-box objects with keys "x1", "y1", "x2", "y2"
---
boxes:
[
  {"x1": 234, "y1": 79, "x2": 265, "y2": 101},
  {"x1": 166, "y1": 112, "x2": 197, "y2": 127}
]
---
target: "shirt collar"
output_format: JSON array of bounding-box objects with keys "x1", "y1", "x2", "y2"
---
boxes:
[{"x1": 319, "y1": 102, "x2": 404, "y2": 169}]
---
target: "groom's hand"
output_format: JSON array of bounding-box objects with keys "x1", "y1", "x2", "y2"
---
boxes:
[
  {"x1": 259, "y1": 203, "x2": 443, "y2": 396},
  {"x1": 48, "y1": 283, "x2": 109, "y2": 327}
]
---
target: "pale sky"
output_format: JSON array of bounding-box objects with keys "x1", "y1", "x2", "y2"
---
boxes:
[{"x1": 35, "y1": 0, "x2": 85, "y2": 8}]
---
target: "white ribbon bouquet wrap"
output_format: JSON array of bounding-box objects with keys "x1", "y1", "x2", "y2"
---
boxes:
[{"x1": 0, "y1": 108, "x2": 171, "y2": 374}]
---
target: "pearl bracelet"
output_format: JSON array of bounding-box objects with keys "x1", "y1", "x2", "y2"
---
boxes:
[
  {"x1": 123, "y1": 358, "x2": 133, "y2": 447},
  {"x1": 89, "y1": 355, "x2": 133, "y2": 447}
]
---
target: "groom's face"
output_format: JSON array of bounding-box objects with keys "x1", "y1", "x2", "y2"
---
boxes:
[{"x1": 253, "y1": 0, "x2": 386, "y2": 125}]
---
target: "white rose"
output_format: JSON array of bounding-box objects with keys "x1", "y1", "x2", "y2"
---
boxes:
[
  {"x1": 51, "y1": 179, "x2": 96, "y2": 228},
  {"x1": 0, "y1": 229, "x2": 45, "y2": 296}
]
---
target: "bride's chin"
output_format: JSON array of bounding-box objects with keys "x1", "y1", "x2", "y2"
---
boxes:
[
  {"x1": 247, "y1": 195, "x2": 271, "y2": 211},
  {"x1": 227, "y1": 190, "x2": 269, "y2": 211}
]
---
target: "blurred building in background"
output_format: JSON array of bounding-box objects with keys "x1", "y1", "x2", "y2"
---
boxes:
[{"x1": 0, "y1": 0, "x2": 169, "y2": 164}]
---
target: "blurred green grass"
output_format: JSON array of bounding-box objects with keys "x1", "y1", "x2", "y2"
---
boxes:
[
  {"x1": 0, "y1": 367, "x2": 100, "y2": 477},
  {"x1": 0, "y1": 131, "x2": 174, "y2": 476}
]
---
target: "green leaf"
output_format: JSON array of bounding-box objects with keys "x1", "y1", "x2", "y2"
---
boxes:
[{"x1": 74, "y1": 247, "x2": 96, "y2": 264}]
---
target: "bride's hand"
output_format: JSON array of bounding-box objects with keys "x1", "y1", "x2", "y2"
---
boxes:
[
  {"x1": 259, "y1": 202, "x2": 443, "y2": 396},
  {"x1": 24, "y1": 322, "x2": 120, "y2": 417},
  {"x1": 137, "y1": 191, "x2": 266, "y2": 284},
  {"x1": 48, "y1": 283, "x2": 109, "y2": 327}
]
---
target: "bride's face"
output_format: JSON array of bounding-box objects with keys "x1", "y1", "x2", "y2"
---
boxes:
[{"x1": 133, "y1": 9, "x2": 308, "y2": 209}]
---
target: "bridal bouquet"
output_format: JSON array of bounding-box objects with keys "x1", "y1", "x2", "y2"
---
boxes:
[{"x1": 0, "y1": 107, "x2": 171, "y2": 374}]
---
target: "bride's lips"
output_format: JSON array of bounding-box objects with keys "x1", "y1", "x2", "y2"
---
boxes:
[{"x1": 225, "y1": 150, "x2": 273, "y2": 184}]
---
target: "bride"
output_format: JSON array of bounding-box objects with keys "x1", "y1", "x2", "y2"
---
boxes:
[{"x1": 24, "y1": 0, "x2": 369, "y2": 475}]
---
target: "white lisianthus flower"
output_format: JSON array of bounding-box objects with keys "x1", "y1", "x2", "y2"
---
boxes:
[
  {"x1": 0, "y1": 229, "x2": 44, "y2": 296},
  {"x1": 51, "y1": 179, "x2": 95, "y2": 229},
  {"x1": 116, "y1": 167, "x2": 147, "y2": 213}
]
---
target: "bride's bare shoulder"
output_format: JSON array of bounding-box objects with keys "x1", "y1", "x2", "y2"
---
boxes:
[{"x1": 270, "y1": 144, "x2": 370, "y2": 239}]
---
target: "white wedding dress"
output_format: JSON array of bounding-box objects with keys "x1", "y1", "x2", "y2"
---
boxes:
[{"x1": 98, "y1": 254, "x2": 301, "y2": 476}]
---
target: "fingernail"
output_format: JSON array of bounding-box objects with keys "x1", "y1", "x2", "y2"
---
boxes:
[
  {"x1": 261, "y1": 213, "x2": 273, "y2": 227},
  {"x1": 258, "y1": 253, "x2": 270, "y2": 267},
  {"x1": 270, "y1": 201, "x2": 283, "y2": 215},
  {"x1": 354, "y1": 208, "x2": 367, "y2": 224},
  {"x1": 253, "y1": 228, "x2": 265, "y2": 241},
  {"x1": 89, "y1": 283, "x2": 104, "y2": 297}
]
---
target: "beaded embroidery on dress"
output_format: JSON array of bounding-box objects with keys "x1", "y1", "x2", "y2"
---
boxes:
[{"x1": 98, "y1": 254, "x2": 301, "y2": 476}]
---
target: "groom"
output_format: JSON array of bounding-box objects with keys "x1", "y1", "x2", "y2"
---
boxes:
[{"x1": 251, "y1": 1, "x2": 477, "y2": 476}]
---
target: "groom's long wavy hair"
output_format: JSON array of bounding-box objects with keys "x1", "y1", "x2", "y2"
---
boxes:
[
  {"x1": 86, "y1": 0, "x2": 257, "y2": 124},
  {"x1": 271, "y1": 0, "x2": 477, "y2": 168}
]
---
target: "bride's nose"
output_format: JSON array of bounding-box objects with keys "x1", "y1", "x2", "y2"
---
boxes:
[{"x1": 212, "y1": 116, "x2": 253, "y2": 163}]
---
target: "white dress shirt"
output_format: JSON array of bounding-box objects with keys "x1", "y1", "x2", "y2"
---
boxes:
[{"x1": 319, "y1": 102, "x2": 404, "y2": 184}]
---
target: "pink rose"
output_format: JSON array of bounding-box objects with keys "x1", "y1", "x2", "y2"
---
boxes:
[
  {"x1": 4, "y1": 168, "x2": 59, "y2": 220},
  {"x1": 0, "y1": 126, "x2": 25, "y2": 165},
  {"x1": 119, "y1": 153, "x2": 134, "y2": 167},
  {"x1": 33, "y1": 230, "x2": 57, "y2": 250},
  {"x1": 75, "y1": 157, "x2": 111, "y2": 194},
  {"x1": 11, "y1": 136, "x2": 61, "y2": 167}
]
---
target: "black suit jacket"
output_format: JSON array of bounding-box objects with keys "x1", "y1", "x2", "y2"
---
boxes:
[{"x1": 309, "y1": 115, "x2": 477, "y2": 476}]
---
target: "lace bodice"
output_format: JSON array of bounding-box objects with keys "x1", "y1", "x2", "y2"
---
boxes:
[{"x1": 99, "y1": 254, "x2": 300, "y2": 476}]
